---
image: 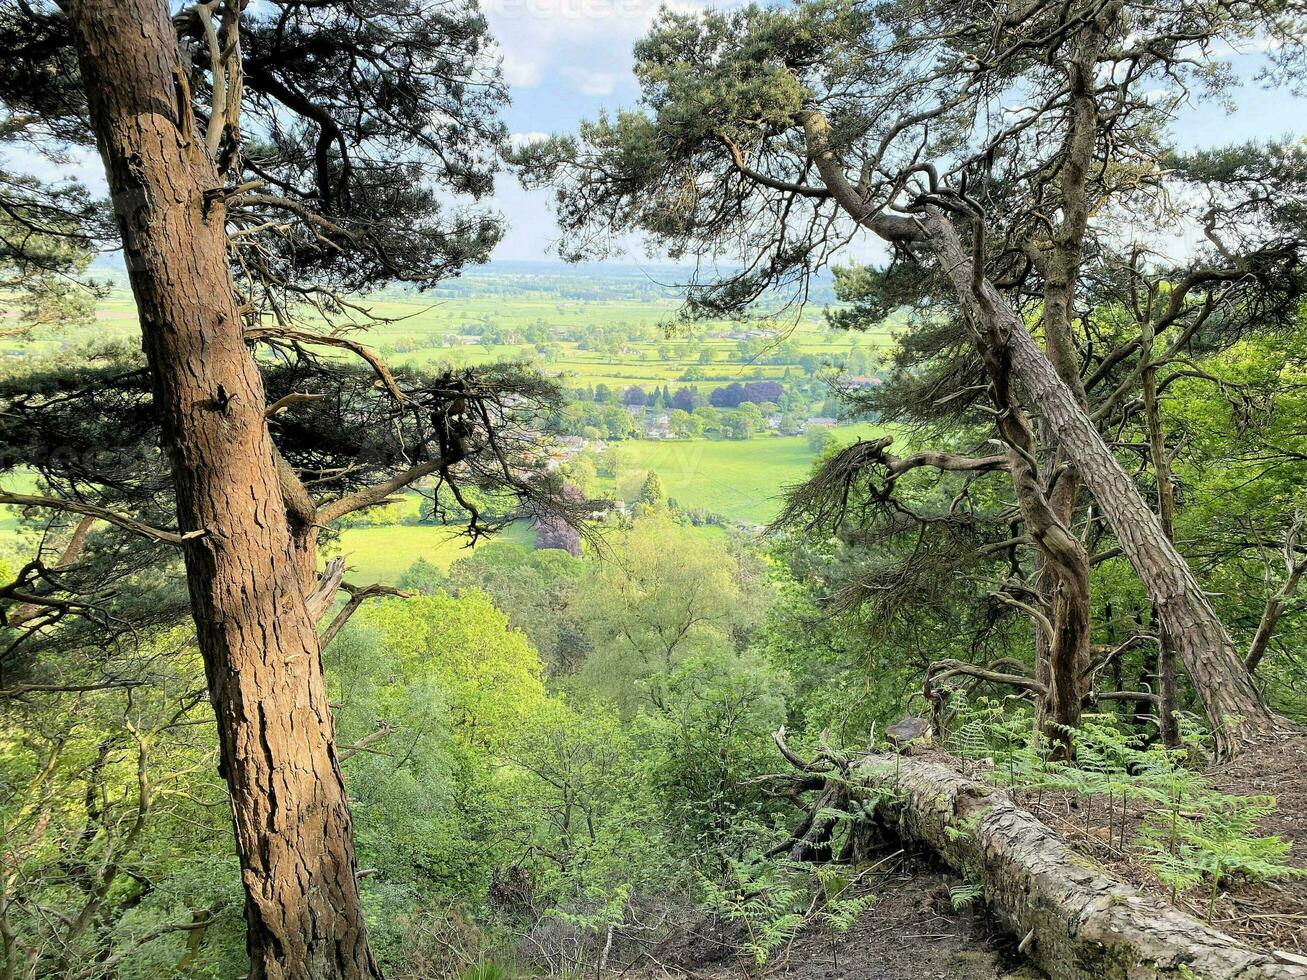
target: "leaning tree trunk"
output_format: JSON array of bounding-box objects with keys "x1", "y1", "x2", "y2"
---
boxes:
[
  {"x1": 803, "y1": 102, "x2": 1276, "y2": 754},
  {"x1": 925, "y1": 213, "x2": 1280, "y2": 756},
  {"x1": 68, "y1": 3, "x2": 380, "y2": 977}
]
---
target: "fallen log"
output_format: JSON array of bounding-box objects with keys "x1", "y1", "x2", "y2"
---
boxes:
[{"x1": 776, "y1": 734, "x2": 1306, "y2": 979}]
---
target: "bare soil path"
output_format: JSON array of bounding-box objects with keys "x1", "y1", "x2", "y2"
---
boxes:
[{"x1": 623, "y1": 856, "x2": 1040, "y2": 980}]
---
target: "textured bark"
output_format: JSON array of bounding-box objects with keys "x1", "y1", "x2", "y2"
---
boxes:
[
  {"x1": 67, "y1": 3, "x2": 380, "y2": 977},
  {"x1": 1028, "y1": 12, "x2": 1111, "y2": 747},
  {"x1": 992, "y1": 387, "x2": 1091, "y2": 748},
  {"x1": 851, "y1": 752, "x2": 1305, "y2": 980},
  {"x1": 1247, "y1": 565, "x2": 1305, "y2": 676},
  {"x1": 924, "y1": 213, "x2": 1281, "y2": 755}
]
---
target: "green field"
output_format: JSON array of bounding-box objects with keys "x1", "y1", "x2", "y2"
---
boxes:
[
  {"x1": 4, "y1": 285, "x2": 893, "y2": 395},
  {"x1": 1, "y1": 269, "x2": 893, "y2": 581},
  {"x1": 602, "y1": 423, "x2": 884, "y2": 525},
  {"x1": 325, "y1": 423, "x2": 884, "y2": 582},
  {"x1": 331, "y1": 520, "x2": 538, "y2": 583},
  {"x1": 0, "y1": 471, "x2": 41, "y2": 540}
]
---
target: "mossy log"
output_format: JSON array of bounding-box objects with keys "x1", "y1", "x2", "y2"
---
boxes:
[{"x1": 777, "y1": 737, "x2": 1306, "y2": 979}]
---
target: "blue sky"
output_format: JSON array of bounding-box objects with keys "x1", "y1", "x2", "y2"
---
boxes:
[
  {"x1": 481, "y1": 0, "x2": 682, "y2": 261},
  {"x1": 19, "y1": 5, "x2": 1307, "y2": 267},
  {"x1": 484, "y1": 3, "x2": 1307, "y2": 262}
]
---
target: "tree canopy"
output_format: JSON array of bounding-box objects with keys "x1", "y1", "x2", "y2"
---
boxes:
[{"x1": 515, "y1": 0, "x2": 1307, "y2": 754}]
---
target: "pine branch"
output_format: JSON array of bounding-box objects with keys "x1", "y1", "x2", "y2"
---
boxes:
[{"x1": 0, "y1": 492, "x2": 203, "y2": 546}]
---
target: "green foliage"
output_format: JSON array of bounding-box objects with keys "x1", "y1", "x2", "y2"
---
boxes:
[
  {"x1": 509, "y1": 700, "x2": 670, "y2": 923},
  {"x1": 814, "y1": 864, "x2": 879, "y2": 940},
  {"x1": 397, "y1": 556, "x2": 448, "y2": 594},
  {"x1": 947, "y1": 699, "x2": 1307, "y2": 906},
  {"x1": 700, "y1": 856, "x2": 882, "y2": 966},
  {"x1": 445, "y1": 542, "x2": 588, "y2": 675},
  {"x1": 0, "y1": 638, "x2": 247, "y2": 978},
  {"x1": 354, "y1": 591, "x2": 548, "y2": 748},
  {"x1": 949, "y1": 881, "x2": 984, "y2": 912},
  {"x1": 700, "y1": 856, "x2": 810, "y2": 965},
  {"x1": 750, "y1": 574, "x2": 918, "y2": 738},
  {"x1": 639, "y1": 649, "x2": 793, "y2": 861},
  {"x1": 1139, "y1": 796, "x2": 1307, "y2": 911},
  {"x1": 459, "y1": 958, "x2": 524, "y2": 980},
  {"x1": 571, "y1": 513, "x2": 753, "y2": 705},
  {"x1": 637, "y1": 469, "x2": 665, "y2": 509}
]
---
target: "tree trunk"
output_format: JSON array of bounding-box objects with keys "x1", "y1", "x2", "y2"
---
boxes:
[
  {"x1": 67, "y1": 3, "x2": 380, "y2": 977},
  {"x1": 833, "y1": 752, "x2": 1306, "y2": 979},
  {"x1": 968, "y1": 280, "x2": 1091, "y2": 753},
  {"x1": 1030, "y1": 7, "x2": 1112, "y2": 748},
  {"x1": 924, "y1": 213, "x2": 1281, "y2": 756}
]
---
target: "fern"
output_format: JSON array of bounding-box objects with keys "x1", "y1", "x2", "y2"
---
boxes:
[
  {"x1": 701, "y1": 850, "x2": 887, "y2": 965},
  {"x1": 700, "y1": 856, "x2": 809, "y2": 964},
  {"x1": 944, "y1": 697, "x2": 1306, "y2": 911},
  {"x1": 949, "y1": 880, "x2": 984, "y2": 912},
  {"x1": 1138, "y1": 794, "x2": 1307, "y2": 911}
]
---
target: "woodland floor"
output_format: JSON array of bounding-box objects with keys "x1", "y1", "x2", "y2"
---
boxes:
[
  {"x1": 621, "y1": 855, "x2": 1041, "y2": 980},
  {"x1": 617, "y1": 737, "x2": 1307, "y2": 978},
  {"x1": 948, "y1": 734, "x2": 1307, "y2": 958},
  {"x1": 1204, "y1": 734, "x2": 1307, "y2": 952}
]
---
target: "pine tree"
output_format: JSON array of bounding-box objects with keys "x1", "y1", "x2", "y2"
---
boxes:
[
  {"x1": 638, "y1": 471, "x2": 666, "y2": 509},
  {"x1": 0, "y1": 1, "x2": 576, "y2": 973},
  {"x1": 512, "y1": 0, "x2": 1307, "y2": 754}
]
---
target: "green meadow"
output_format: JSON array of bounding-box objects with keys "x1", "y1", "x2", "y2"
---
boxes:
[
  {"x1": 601, "y1": 424, "x2": 884, "y2": 526},
  {"x1": 331, "y1": 520, "x2": 538, "y2": 583},
  {"x1": 11, "y1": 294, "x2": 892, "y2": 394},
  {"x1": 1, "y1": 269, "x2": 891, "y2": 582}
]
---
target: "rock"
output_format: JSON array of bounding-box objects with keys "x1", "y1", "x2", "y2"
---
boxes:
[{"x1": 886, "y1": 716, "x2": 931, "y2": 750}]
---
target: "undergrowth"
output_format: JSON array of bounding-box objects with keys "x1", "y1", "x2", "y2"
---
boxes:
[
  {"x1": 947, "y1": 699, "x2": 1307, "y2": 910},
  {"x1": 701, "y1": 853, "x2": 883, "y2": 965},
  {"x1": 695, "y1": 704, "x2": 1306, "y2": 966}
]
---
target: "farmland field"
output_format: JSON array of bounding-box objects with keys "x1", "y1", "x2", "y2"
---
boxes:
[
  {"x1": 599, "y1": 424, "x2": 885, "y2": 525},
  {"x1": 331, "y1": 520, "x2": 539, "y2": 583},
  {"x1": 0, "y1": 263, "x2": 892, "y2": 582},
  {"x1": 3, "y1": 266, "x2": 896, "y2": 393}
]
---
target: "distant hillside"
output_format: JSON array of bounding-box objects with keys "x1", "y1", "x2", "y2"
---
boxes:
[{"x1": 88, "y1": 256, "x2": 841, "y2": 306}]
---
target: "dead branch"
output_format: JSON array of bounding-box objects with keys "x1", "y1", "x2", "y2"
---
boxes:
[
  {"x1": 338, "y1": 721, "x2": 397, "y2": 762},
  {"x1": 265, "y1": 391, "x2": 327, "y2": 417},
  {"x1": 1247, "y1": 514, "x2": 1307, "y2": 674},
  {"x1": 319, "y1": 581, "x2": 408, "y2": 650}
]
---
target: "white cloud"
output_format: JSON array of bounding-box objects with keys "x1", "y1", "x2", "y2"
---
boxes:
[
  {"x1": 509, "y1": 131, "x2": 550, "y2": 149},
  {"x1": 560, "y1": 67, "x2": 621, "y2": 96},
  {"x1": 483, "y1": 0, "x2": 734, "y2": 108},
  {"x1": 1210, "y1": 35, "x2": 1282, "y2": 60},
  {"x1": 483, "y1": 0, "x2": 672, "y2": 35},
  {"x1": 502, "y1": 59, "x2": 542, "y2": 89}
]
